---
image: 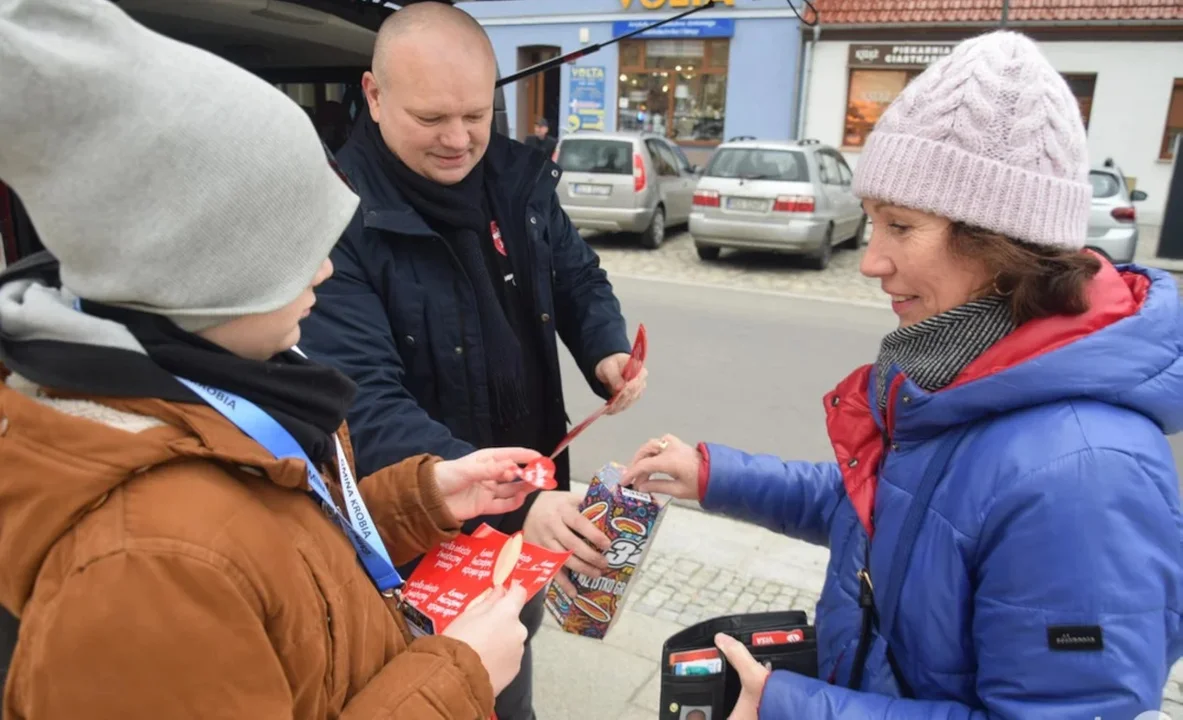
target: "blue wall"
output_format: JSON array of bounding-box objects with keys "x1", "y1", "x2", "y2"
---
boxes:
[
  {"x1": 725, "y1": 18, "x2": 800, "y2": 141},
  {"x1": 465, "y1": 0, "x2": 800, "y2": 143}
]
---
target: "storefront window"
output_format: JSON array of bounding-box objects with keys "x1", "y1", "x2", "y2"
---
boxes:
[
  {"x1": 842, "y1": 69, "x2": 921, "y2": 148},
  {"x1": 1061, "y1": 74, "x2": 1096, "y2": 130},
  {"x1": 618, "y1": 39, "x2": 728, "y2": 144},
  {"x1": 1161, "y1": 78, "x2": 1183, "y2": 161}
]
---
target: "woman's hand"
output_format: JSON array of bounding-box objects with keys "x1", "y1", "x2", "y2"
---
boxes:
[
  {"x1": 620, "y1": 434, "x2": 702, "y2": 500},
  {"x1": 434, "y1": 447, "x2": 542, "y2": 521},
  {"x1": 715, "y1": 633, "x2": 771, "y2": 720}
]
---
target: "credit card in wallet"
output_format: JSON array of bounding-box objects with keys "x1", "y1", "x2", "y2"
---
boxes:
[
  {"x1": 752, "y1": 629, "x2": 806, "y2": 647},
  {"x1": 674, "y1": 659, "x2": 722, "y2": 676},
  {"x1": 670, "y1": 648, "x2": 722, "y2": 675},
  {"x1": 669, "y1": 648, "x2": 719, "y2": 666}
]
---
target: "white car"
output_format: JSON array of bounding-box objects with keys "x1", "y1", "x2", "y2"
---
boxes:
[{"x1": 689, "y1": 139, "x2": 866, "y2": 270}]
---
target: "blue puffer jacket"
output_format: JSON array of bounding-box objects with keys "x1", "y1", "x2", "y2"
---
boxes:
[{"x1": 702, "y1": 263, "x2": 1183, "y2": 719}]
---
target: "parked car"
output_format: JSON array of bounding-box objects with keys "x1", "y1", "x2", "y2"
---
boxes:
[
  {"x1": 1087, "y1": 159, "x2": 1147, "y2": 264},
  {"x1": 554, "y1": 131, "x2": 699, "y2": 249},
  {"x1": 689, "y1": 139, "x2": 866, "y2": 270}
]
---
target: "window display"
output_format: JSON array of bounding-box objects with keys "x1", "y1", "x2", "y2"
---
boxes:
[{"x1": 617, "y1": 39, "x2": 728, "y2": 144}]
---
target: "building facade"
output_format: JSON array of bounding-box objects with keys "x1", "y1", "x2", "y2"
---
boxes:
[
  {"x1": 463, "y1": 0, "x2": 803, "y2": 162},
  {"x1": 798, "y1": 0, "x2": 1183, "y2": 252}
]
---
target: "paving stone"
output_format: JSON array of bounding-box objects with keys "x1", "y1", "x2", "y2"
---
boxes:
[
  {"x1": 1166, "y1": 681, "x2": 1183, "y2": 705},
  {"x1": 656, "y1": 608, "x2": 681, "y2": 623},
  {"x1": 687, "y1": 566, "x2": 719, "y2": 589},
  {"x1": 641, "y1": 588, "x2": 672, "y2": 607}
]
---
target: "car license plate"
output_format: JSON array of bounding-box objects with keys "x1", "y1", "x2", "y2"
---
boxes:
[
  {"x1": 726, "y1": 197, "x2": 767, "y2": 212},
  {"x1": 572, "y1": 184, "x2": 611, "y2": 196}
]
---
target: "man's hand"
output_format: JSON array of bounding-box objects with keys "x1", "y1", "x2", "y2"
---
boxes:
[
  {"x1": 522, "y1": 491, "x2": 611, "y2": 597},
  {"x1": 433, "y1": 447, "x2": 541, "y2": 521},
  {"x1": 595, "y1": 352, "x2": 647, "y2": 415},
  {"x1": 715, "y1": 633, "x2": 771, "y2": 720}
]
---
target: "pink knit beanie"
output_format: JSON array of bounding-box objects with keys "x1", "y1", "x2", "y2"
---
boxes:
[{"x1": 852, "y1": 30, "x2": 1091, "y2": 250}]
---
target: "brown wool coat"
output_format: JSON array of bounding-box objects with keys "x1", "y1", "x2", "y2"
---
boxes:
[{"x1": 0, "y1": 369, "x2": 493, "y2": 719}]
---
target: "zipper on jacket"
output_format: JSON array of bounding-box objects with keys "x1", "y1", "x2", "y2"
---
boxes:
[{"x1": 848, "y1": 427, "x2": 891, "y2": 689}]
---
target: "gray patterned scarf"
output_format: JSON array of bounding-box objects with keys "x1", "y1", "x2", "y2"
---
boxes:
[{"x1": 875, "y1": 296, "x2": 1016, "y2": 410}]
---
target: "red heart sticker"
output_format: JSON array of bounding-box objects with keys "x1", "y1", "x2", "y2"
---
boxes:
[{"x1": 519, "y1": 457, "x2": 558, "y2": 491}]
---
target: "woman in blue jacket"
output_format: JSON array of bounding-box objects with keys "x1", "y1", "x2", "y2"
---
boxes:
[{"x1": 625, "y1": 30, "x2": 1183, "y2": 719}]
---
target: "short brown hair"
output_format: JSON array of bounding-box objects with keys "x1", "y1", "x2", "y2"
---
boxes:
[{"x1": 947, "y1": 222, "x2": 1102, "y2": 326}]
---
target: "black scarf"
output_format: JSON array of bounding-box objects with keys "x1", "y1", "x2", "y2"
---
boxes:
[
  {"x1": 362, "y1": 116, "x2": 529, "y2": 428},
  {"x1": 80, "y1": 301, "x2": 357, "y2": 465},
  {"x1": 874, "y1": 295, "x2": 1016, "y2": 410}
]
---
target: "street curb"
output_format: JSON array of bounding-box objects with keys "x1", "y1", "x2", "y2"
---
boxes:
[{"x1": 608, "y1": 272, "x2": 893, "y2": 311}]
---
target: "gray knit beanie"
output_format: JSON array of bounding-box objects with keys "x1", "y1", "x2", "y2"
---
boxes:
[
  {"x1": 0, "y1": 0, "x2": 359, "y2": 331},
  {"x1": 853, "y1": 30, "x2": 1091, "y2": 250}
]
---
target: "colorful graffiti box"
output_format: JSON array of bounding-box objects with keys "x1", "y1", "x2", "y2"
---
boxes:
[
  {"x1": 401, "y1": 527, "x2": 570, "y2": 638},
  {"x1": 545, "y1": 462, "x2": 668, "y2": 639}
]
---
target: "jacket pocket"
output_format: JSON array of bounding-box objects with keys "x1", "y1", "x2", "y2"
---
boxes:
[
  {"x1": 391, "y1": 291, "x2": 443, "y2": 409},
  {"x1": 293, "y1": 541, "x2": 351, "y2": 709}
]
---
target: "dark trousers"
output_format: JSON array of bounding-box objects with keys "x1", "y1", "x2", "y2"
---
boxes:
[
  {"x1": 0, "y1": 607, "x2": 16, "y2": 692},
  {"x1": 493, "y1": 591, "x2": 547, "y2": 720}
]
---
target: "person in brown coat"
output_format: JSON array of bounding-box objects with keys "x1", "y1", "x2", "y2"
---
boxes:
[{"x1": 0, "y1": 0, "x2": 539, "y2": 717}]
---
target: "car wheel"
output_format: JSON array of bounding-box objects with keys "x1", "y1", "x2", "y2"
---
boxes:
[
  {"x1": 640, "y1": 205, "x2": 665, "y2": 250},
  {"x1": 696, "y1": 244, "x2": 721, "y2": 261},
  {"x1": 808, "y1": 224, "x2": 834, "y2": 271},
  {"x1": 841, "y1": 214, "x2": 867, "y2": 251}
]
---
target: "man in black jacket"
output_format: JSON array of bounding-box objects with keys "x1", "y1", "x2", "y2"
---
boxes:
[
  {"x1": 299, "y1": 4, "x2": 647, "y2": 718},
  {"x1": 523, "y1": 117, "x2": 557, "y2": 158}
]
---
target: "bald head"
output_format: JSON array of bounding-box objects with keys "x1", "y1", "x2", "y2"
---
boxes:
[
  {"x1": 360, "y1": 1, "x2": 498, "y2": 185},
  {"x1": 371, "y1": 2, "x2": 495, "y2": 85}
]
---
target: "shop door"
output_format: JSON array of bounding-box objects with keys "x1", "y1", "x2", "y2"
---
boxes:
[{"x1": 517, "y1": 45, "x2": 560, "y2": 141}]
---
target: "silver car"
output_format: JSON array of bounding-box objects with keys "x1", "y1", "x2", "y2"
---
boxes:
[
  {"x1": 554, "y1": 131, "x2": 698, "y2": 249},
  {"x1": 689, "y1": 139, "x2": 866, "y2": 270},
  {"x1": 1086, "y1": 160, "x2": 1147, "y2": 264}
]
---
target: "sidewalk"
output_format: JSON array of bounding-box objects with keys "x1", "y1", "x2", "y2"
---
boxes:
[{"x1": 533, "y1": 484, "x2": 1183, "y2": 719}]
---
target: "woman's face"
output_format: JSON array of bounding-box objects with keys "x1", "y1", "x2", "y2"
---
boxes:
[
  {"x1": 198, "y1": 258, "x2": 334, "y2": 361},
  {"x1": 860, "y1": 201, "x2": 992, "y2": 327}
]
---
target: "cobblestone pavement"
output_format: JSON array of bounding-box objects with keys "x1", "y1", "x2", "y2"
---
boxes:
[
  {"x1": 626, "y1": 550, "x2": 819, "y2": 629},
  {"x1": 537, "y1": 489, "x2": 1183, "y2": 719},
  {"x1": 583, "y1": 228, "x2": 889, "y2": 306}
]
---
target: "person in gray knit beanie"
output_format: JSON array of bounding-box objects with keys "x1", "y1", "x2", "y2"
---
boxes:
[
  {"x1": 622, "y1": 28, "x2": 1183, "y2": 720},
  {"x1": 0, "y1": 0, "x2": 359, "y2": 331}
]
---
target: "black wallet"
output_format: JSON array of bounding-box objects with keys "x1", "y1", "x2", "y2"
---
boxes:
[{"x1": 658, "y1": 610, "x2": 818, "y2": 719}]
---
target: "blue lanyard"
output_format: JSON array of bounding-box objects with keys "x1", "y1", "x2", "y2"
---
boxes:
[{"x1": 175, "y1": 377, "x2": 404, "y2": 594}]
